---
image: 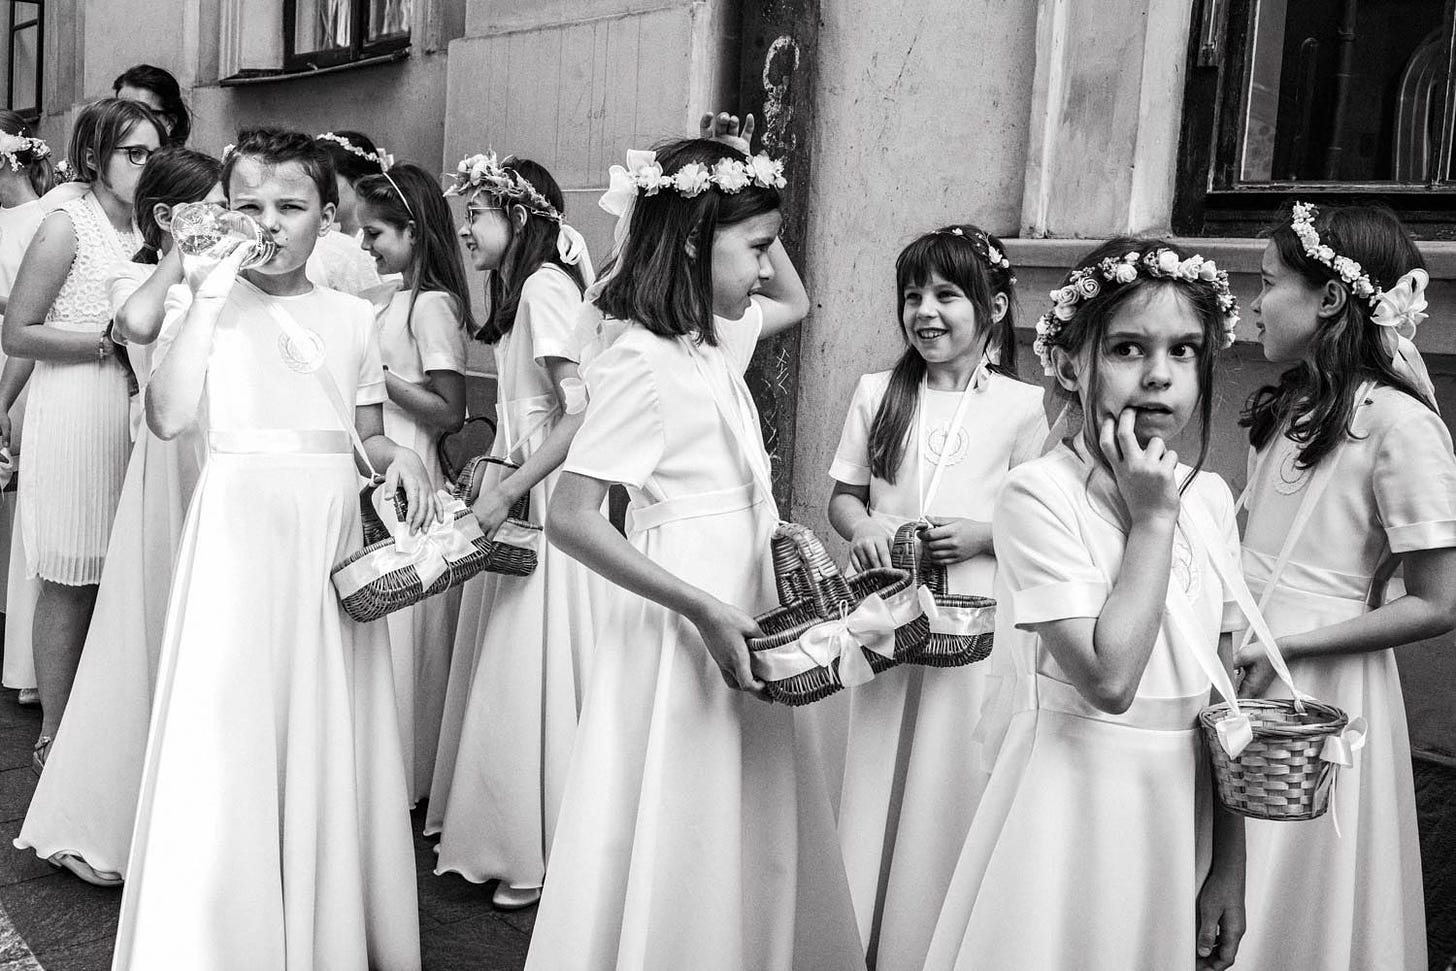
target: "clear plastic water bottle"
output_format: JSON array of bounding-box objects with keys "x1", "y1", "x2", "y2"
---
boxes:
[{"x1": 170, "y1": 202, "x2": 277, "y2": 268}]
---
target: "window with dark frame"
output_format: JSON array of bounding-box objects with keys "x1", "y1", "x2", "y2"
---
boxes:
[
  {"x1": 1175, "y1": 0, "x2": 1456, "y2": 238},
  {"x1": 284, "y1": 0, "x2": 410, "y2": 74},
  {"x1": 6, "y1": 0, "x2": 42, "y2": 125}
]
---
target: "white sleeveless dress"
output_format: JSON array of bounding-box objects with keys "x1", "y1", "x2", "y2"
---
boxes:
[{"x1": 19, "y1": 192, "x2": 135, "y2": 585}]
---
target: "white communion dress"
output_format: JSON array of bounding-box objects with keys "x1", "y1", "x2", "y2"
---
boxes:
[
  {"x1": 375, "y1": 288, "x2": 466, "y2": 802},
  {"x1": 923, "y1": 445, "x2": 1242, "y2": 970},
  {"x1": 1235, "y1": 386, "x2": 1456, "y2": 971},
  {"x1": 14, "y1": 261, "x2": 203, "y2": 879},
  {"x1": 434, "y1": 265, "x2": 597, "y2": 891},
  {"x1": 113, "y1": 278, "x2": 419, "y2": 971},
  {"x1": 826, "y1": 365, "x2": 1045, "y2": 969},
  {"x1": 522, "y1": 302, "x2": 865, "y2": 971}
]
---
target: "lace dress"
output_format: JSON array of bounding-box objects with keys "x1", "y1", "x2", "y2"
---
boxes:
[{"x1": 19, "y1": 192, "x2": 135, "y2": 584}]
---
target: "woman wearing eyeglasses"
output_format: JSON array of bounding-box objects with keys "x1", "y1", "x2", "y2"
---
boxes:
[{"x1": 0, "y1": 98, "x2": 165, "y2": 773}]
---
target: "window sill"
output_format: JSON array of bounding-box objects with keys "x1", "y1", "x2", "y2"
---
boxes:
[
  {"x1": 1003, "y1": 237, "x2": 1456, "y2": 354},
  {"x1": 219, "y1": 47, "x2": 410, "y2": 87}
]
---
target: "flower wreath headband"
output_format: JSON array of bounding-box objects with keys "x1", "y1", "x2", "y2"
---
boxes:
[
  {"x1": 443, "y1": 152, "x2": 593, "y2": 275},
  {"x1": 0, "y1": 131, "x2": 49, "y2": 172},
  {"x1": 935, "y1": 226, "x2": 1017, "y2": 284},
  {"x1": 1290, "y1": 201, "x2": 1428, "y2": 341},
  {"x1": 316, "y1": 132, "x2": 394, "y2": 172},
  {"x1": 1033, "y1": 248, "x2": 1240, "y2": 375}
]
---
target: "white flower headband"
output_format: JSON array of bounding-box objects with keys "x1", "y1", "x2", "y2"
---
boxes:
[
  {"x1": 316, "y1": 132, "x2": 393, "y2": 172},
  {"x1": 936, "y1": 226, "x2": 1017, "y2": 284},
  {"x1": 0, "y1": 131, "x2": 48, "y2": 172},
  {"x1": 1290, "y1": 201, "x2": 1429, "y2": 341},
  {"x1": 1034, "y1": 248, "x2": 1240, "y2": 375},
  {"x1": 598, "y1": 148, "x2": 786, "y2": 216},
  {"x1": 444, "y1": 152, "x2": 592, "y2": 273},
  {"x1": 444, "y1": 152, "x2": 562, "y2": 222}
]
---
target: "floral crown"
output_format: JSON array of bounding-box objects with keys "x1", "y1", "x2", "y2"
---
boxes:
[
  {"x1": 316, "y1": 132, "x2": 393, "y2": 172},
  {"x1": 935, "y1": 226, "x2": 1016, "y2": 283},
  {"x1": 598, "y1": 148, "x2": 786, "y2": 215},
  {"x1": 1033, "y1": 248, "x2": 1240, "y2": 374},
  {"x1": 444, "y1": 152, "x2": 562, "y2": 222},
  {"x1": 0, "y1": 131, "x2": 48, "y2": 172},
  {"x1": 1289, "y1": 201, "x2": 1429, "y2": 340}
]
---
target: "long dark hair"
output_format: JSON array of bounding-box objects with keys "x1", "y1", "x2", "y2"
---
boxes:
[
  {"x1": 475, "y1": 157, "x2": 585, "y2": 343},
  {"x1": 68, "y1": 98, "x2": 167, "y2": 186},
  {"x1": 595, "y1": 139, "x2": 781, "y2": 346},
  {"x1": 131, "y1": 147, "x2": 221, "y2": 264},
  {"x1": 355, "y1": 162, "x2": 476, "y2": 336},
  {"x1": 1241, "y1": 203, "x2": 1431, "y2": 468},
  {"x1": 868, "y1": 225, "x2": 1020, "y2": 482},
  {"x1": 113, "y1": 64, "x2": 191, "y2": 146},
  {"x1": 0, "y1": 110, "x2": 54, "y2": 197},
  {"x1": 1048, "y1": 237, "x2": 1228, "y2": 486}
]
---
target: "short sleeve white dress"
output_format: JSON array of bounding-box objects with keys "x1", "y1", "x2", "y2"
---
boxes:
[
  {"x1": 923, "y1": 445, "x2": 1242, "y2": 970},
  {"x1": 1235, "y1": 386, "x2": 1456, "y2": 971},
  {"x1": 522, "y1": 303, "x2": 866, "y2": 971},
  {"x1": 826, "y1": 365, "x2": 1046, "y2": 970},
  {"x1": 434, "y1": 265, "x2": 601, "y2": 893},
  {"x1": 375, "y1": 287, "x2": 467, "y2": 802}
]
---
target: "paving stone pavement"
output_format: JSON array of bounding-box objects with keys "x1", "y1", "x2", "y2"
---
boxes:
[{"x1": 0, "y1": 682, "x2": 532, "y2": 970}]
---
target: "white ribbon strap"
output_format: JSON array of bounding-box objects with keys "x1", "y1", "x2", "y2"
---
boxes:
[{"x1": 914, "y1": 360, "x2": 986, "y2": 519}]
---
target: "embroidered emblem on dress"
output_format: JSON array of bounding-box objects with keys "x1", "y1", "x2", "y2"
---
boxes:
[
  {"x1": 1274, "y1": 446, "x2": 1310, "y2": 495},
  {"x1": 278, "y1": 328, "x2": 327, "y2": 374},
  {"x1": 1172, "y1": 522, "x2": 1201, "y2": 597},
  {"x1": 923, "y1": 421, "x2": 969, "y2": 466}
]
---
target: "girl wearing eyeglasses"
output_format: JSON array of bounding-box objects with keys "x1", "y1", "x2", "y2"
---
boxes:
[{"x1": 0, "y1": 97, "x2": 165, "y2": 773}]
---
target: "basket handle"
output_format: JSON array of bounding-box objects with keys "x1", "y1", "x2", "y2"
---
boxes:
[{"x1": 774, "y1": 522, "x2": 853, "y2": 618}]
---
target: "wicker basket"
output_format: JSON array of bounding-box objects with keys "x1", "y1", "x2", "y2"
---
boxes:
[
  {"x1": 1199, "y1": 698, "x2": 1350, "y2": 821},
  {"x1": 333, "y1": 483, "x2": 492, "y2": 622},
  {"x1": 890, "y1": 522, "x2": 995, "y2": 667},
  {"x1": 748, "y1": 522, "x2": 926, "y2": 705},
  {"x1": 453, "y1": 455, "x2": 541, "y2": 577}
]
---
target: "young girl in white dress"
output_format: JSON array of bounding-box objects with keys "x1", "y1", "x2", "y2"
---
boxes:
[
  {"x1": 826, "y1": 225, "x2": 1044, "y2": 969},
  {"x1": 0, "y1": 111, "x2": 51, "y2": 703},
  {"x1": 1232, "y1": 203, "x2": 1456, "y2": 971},
  {"x1": 431, "y1": 153, "x2": 597, "y2": 910},
  {"x1": 0, "y1": 99, "x2": 163, "y2": 773},
  {"x1": 354, "y1": 161, "x2": 470, "y2": 803},
  {"x1": 310, "y1": 130, "x2": 394, "y2": 298},
  {"x1": 527, "y1": 116, "x2": 866, "y2": 970},
  {"x1": 113, "y1": 128, "x2": 435, "y2": 970},
  {"x1": 14, "y1": 147, "x2": 222, "y2": 887},
  {"x1": 923, "y1": 238, "x2": 1248, "y2": 971}
]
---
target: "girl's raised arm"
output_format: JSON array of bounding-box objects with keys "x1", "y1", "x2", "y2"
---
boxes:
[
  {"x1": 2, "y1": 211, "x2": 111, "y2": 364},
  {"x1": 756, "y1": 239, "x2": 810, "y2": 340},
  {"x1": 115, "y1": 245, "x2": 184, "y2": 346}
]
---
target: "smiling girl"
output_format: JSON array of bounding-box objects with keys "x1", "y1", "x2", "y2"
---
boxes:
[
  {"x1": 924, "y1": 238, "x2": 1247, "y2": 971},
  {"x1": 353, "y1": 160, "x2": 470, "y2": 804},
  {"x1": 825, "y1": 224, "x2": 1044, "y2": 970}
]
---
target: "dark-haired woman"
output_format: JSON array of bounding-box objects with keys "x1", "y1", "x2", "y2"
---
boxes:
[
  {"x1": 428, "y1": 152, "x2": 599, "y2": 911},
  {"x1": 15, "y1": 146, "x2": 222, "y2": 888},
  {"x1": 114, "y1": 64, "x2": 191, "y2": 146},
  {"x1": 1, "y1": 98, "x2": 164, "y2": 774},
  {"x1": 353, "y1": 161, "x2": 469, "y2": 804}
]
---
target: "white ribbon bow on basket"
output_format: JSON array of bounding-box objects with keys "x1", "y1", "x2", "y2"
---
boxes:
[
  {"x1": 372, "y1": 490, "x2": 483, "y2": 589},
  {"x1": 753, "y1": 593, "x2": 900, "y2": 688}
]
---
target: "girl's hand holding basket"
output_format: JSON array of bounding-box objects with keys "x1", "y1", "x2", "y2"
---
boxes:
[
  {"x1": 689, "y1": 597, "x2": 769, "y2": 702},
  {"x1": 1233, "y1": 638, "x2": 1278, "y2": 697},
  {"x1": 921, "y1": 517, "x2": 991, "y2": 565},
  {"x1": 848, "y1": 519, "x2": 893, "y2": 572},
  {"x1": 383, "y1": 448, "x2": 442, "y2": 533},
  {"x1": 470, "y1": 484, "x2": 517, "y2": 540}
]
